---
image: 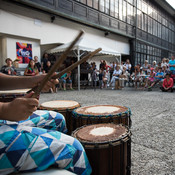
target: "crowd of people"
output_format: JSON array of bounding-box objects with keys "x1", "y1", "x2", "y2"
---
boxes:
[
  {"x1": 130, "y1": 55, "x2": 175, "y2": 92},
  {"x1": 1, "y1": 53, "x2": 175, "y2": 92}
]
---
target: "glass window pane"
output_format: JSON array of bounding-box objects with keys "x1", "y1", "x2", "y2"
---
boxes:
[
  {"x1": 93, "y1": 0, "x2": 99, "y2": 9},
  {"x1": 105, "y1": 0, "x2": 110, "y2": 14},
  {"x1": 110, "y1": 0, "x2": 115, "y2": 16},
  {"x1": 87, "y1": 0, "x2": 92, "y2": 7}
]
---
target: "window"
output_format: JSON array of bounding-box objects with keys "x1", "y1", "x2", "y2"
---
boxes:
[
  {"x1": 100, "y1": 0, "x2": 105, "y2": 12},
  {"x1": 115, "y1": 0, "x2": 119, "y2": 18},
  {"x1": 93, "y1": 0, "x2": 99, "y2": 9},
  {"x1": 110, "y1": 0, "x2": 115, "y2": 16},
  {"x1": 119, "y1": 0, "x2": 123, "y2": 20},
  {"x1": 87, "y1": 0, "x2": 92, "y2": 7},
  {"x1": 105, "y1": 0, "x2": 110, "y2": 14}
]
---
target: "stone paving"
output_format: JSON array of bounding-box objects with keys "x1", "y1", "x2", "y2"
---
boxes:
[{"x1": 39, "y1": 87, "x2": 175, "y2": 175}]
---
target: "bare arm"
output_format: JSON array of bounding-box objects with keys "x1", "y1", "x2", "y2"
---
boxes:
[{"x1": 0, "y1": 73, "x2": 47, "y2": 90}]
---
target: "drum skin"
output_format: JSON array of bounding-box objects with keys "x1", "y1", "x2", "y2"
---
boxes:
[
  {"x1": 72, "y1": 105, "x2": 132, "y2": 132},
  {"x1": 39, "y1": 100, "x2": 81, "y2": 134},
  {"x1": 72, "y1": 124, "x2": 131, "y2": 175}
]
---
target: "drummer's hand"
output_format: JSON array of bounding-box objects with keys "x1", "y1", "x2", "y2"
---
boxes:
[
  {"x1": 0, "y1": 92, "x2": 39, "y2": 121},
  {"x1": 35, "y1": 73, "x2": 59, "y2": 92}
]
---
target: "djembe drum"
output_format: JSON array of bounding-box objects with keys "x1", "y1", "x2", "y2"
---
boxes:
[
  {"x1": 39, "y1": 100, "x2": 80, "y2": 134},
  {"x1": 72, "y1": 105, "x2": 131, "y2": 131},
  {"x1": 72, "y1": 123, "x2": 131, "y2": 175},
  {"x1": 0, "y1": 89, "x2": 30, "y2": 102}
]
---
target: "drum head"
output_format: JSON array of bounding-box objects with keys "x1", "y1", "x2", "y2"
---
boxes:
[
  {"x1": 73, "y1": 105, "x2": 129, "y2": 117},
  {"x1": 40, "y1": 100, "x2": 80, "y2": 111},
  {"x1": 0, "y1": 89, "x2": 30, "y2": 95},
  {"x1": 72, "y1": 123, "x2": 130, "y2": 147}
]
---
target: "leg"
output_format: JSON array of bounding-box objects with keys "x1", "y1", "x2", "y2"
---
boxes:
[
  {"x1": 3, "y1": 110, "x2": 67, "y2": 133},
  {"x1": 0, "y1": 124, "x2": 92, "y2": 175}
]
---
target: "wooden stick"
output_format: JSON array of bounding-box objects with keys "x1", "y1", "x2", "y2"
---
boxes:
[
  {"x1": 52, "y1": 48, "x2": 102, "y2": 79},
  {"x1": 31, "y1": 30, "x2": 84, "y2": 98}
]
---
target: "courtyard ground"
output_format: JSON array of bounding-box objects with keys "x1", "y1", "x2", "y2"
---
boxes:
[{"x1": 39, "y1": 87, "x2": 175, "y2": 175}]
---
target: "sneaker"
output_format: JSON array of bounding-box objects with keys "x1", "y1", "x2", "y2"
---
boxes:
[
  {"x1": 63, "y1": 88, "x2": 66, "y2": 91},
  {"x1": 112, "y1": 87, "x2": 114, "y2": 90},
  {"x1": 70, "y1": 88, "x2": 74, "y2": 90}
]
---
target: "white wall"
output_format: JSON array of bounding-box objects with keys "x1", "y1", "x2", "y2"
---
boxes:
[
  {"x1": 0, "y1": 4, "x2": 130, "y2": 67},
  {"x1": 0, "y1": 8, "x2": 129, "y2": 53},
  {"x1": 0, "y1": 37, "x2": 40, "y2": 68}
]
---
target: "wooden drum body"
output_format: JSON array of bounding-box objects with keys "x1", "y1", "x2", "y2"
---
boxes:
[
  {"x1": 40, "y1": 100, "x2": 80, "y2": 134},
  {"x1": 72, "y1": 105, "x2": 132, "y2": 131},
  {"x1": 72, "y1": 123, "x2": 131, "y2": 175},
  {"x1": 0, "y1": 89, "x2": 30, "y2": 102}
]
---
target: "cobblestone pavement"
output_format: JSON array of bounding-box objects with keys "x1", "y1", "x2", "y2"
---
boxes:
[{"x1": 39, "y1": 87, "x2": 175, "y2": 175}]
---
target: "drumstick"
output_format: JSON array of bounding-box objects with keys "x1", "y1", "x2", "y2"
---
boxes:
[
  {"x1": 52, "y1": 48, "x2": 102, "y2": 79},
  {"x1": 31, "y1": 30, "x2": 84, "y2": 98}
]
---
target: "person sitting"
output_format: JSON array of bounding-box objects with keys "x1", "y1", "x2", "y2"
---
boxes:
[
  {"x1": 134, "y1": 65, "x2": 141, "y2": 89},
  {"x1": 119, "y1": 66, "x2": 128, "y2": 88},
  {"x1": 124, "y1": 59, "x2": 131, "y2": 74},
  {"x1": 24, "y1": 59, "x2": 39, "y2": 76},
  {"x1": 149, "y1": 67, "x2": 164, "y2": 89},
  {"x1": 142, "y1": 60, "x2": 149, "y2": 75},
  {"x1": 160, "y1": 72, "x2": 174, "y2": 92},
  {"x1": 43, "y1": 60, "x2": 52, "y2": 73},
  {"x1": 109, "y1": 65, "x2": 122, "y2": 89},
  {"x1": 161, "y1": 58, "x2": 167, "y2": 68},
  {"x1": 60, "y1": 71, "x2": 73, "y2": 90},
  {"x1": 147, "y1": 67, "x2": 156, "y2": 91},
  {"x1": 0, "y1": 72, "x2": 91, "y2": 175},
  {"x1": 152, "y1": 61, "x2": 158, "y2": 69},
  {"x1": 1, "y1": 58, "x2": 17, "y2": 75}
]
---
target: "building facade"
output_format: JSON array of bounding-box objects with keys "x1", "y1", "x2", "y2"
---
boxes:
[{"x1": 0, "y1": 0, "x2": 174, "y2": 67}]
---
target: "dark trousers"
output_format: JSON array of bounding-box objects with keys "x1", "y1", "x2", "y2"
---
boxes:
[{"x1": 160, "y1": 87, "x2": 173, "y2": 92}]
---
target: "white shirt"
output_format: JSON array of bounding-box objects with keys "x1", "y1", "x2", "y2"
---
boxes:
[{"x1": 113, "y1": 69, "x2": 122, "y2": 76}]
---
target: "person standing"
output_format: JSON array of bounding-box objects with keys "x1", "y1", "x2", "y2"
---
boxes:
[
  {"x1": 34, "y1": 56, "x2": 41, "y2": 72},
  {"x1": 169, "y1": 55, "x2": 175, "y2": 75},
  {"x1": 41, "y1": 53, "x2": 49, "y2": 72}
]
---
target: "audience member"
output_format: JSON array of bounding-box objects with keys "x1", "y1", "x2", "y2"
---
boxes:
[
  {"x1": 142, "y1": 60, "x2": 149, "y2": 74},
  {"x1": 160, "y1": 72, "x2": 174, "y2": 92},
  {"x1": 43, "y1": 60, "x2": 52, "y2": 73},
  {"x1": 169, "y1": 55, "x2": 175, "y2": 75},
  {"x1": 152, "y1": 61, "x2": 158, "y2": 69},
  {"x1": 134, "y1": 65, "x2": 141, "y2": 89},
  {"x1": 124, "y1": 59, "x2": 131, "y2": 73},
  {"x1": 147, "y1": 67, "x2": 156, "y2": 91},
  {"x1": 109, "y1": 65, "x2": 122, "y2": 89},
  {"x1": 1, "y1": 58, "x2": 17, "y2": 75},
  {"x1": 34, "y1": 56, "x2": 41, "y2": 72},
  {"x1": 60, "y1": 71, "x2": 73, "y2": 90},
  {"x1": 41, "y1": 53, "x2": 49, "y2": 71},
  {"x1": 24, "y1": 59, "x2": 39, "y2": 76},
  {"x1": 161, "y1": 58, "x2": 167, "y2": 68},
  {"x1": 149, "y1": 67, "x2": 164, "y2": 89}
]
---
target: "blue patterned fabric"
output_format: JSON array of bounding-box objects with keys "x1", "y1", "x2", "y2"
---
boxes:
[{"x1": 0, "y1": 110, "x2": 92, "y2": 175}]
